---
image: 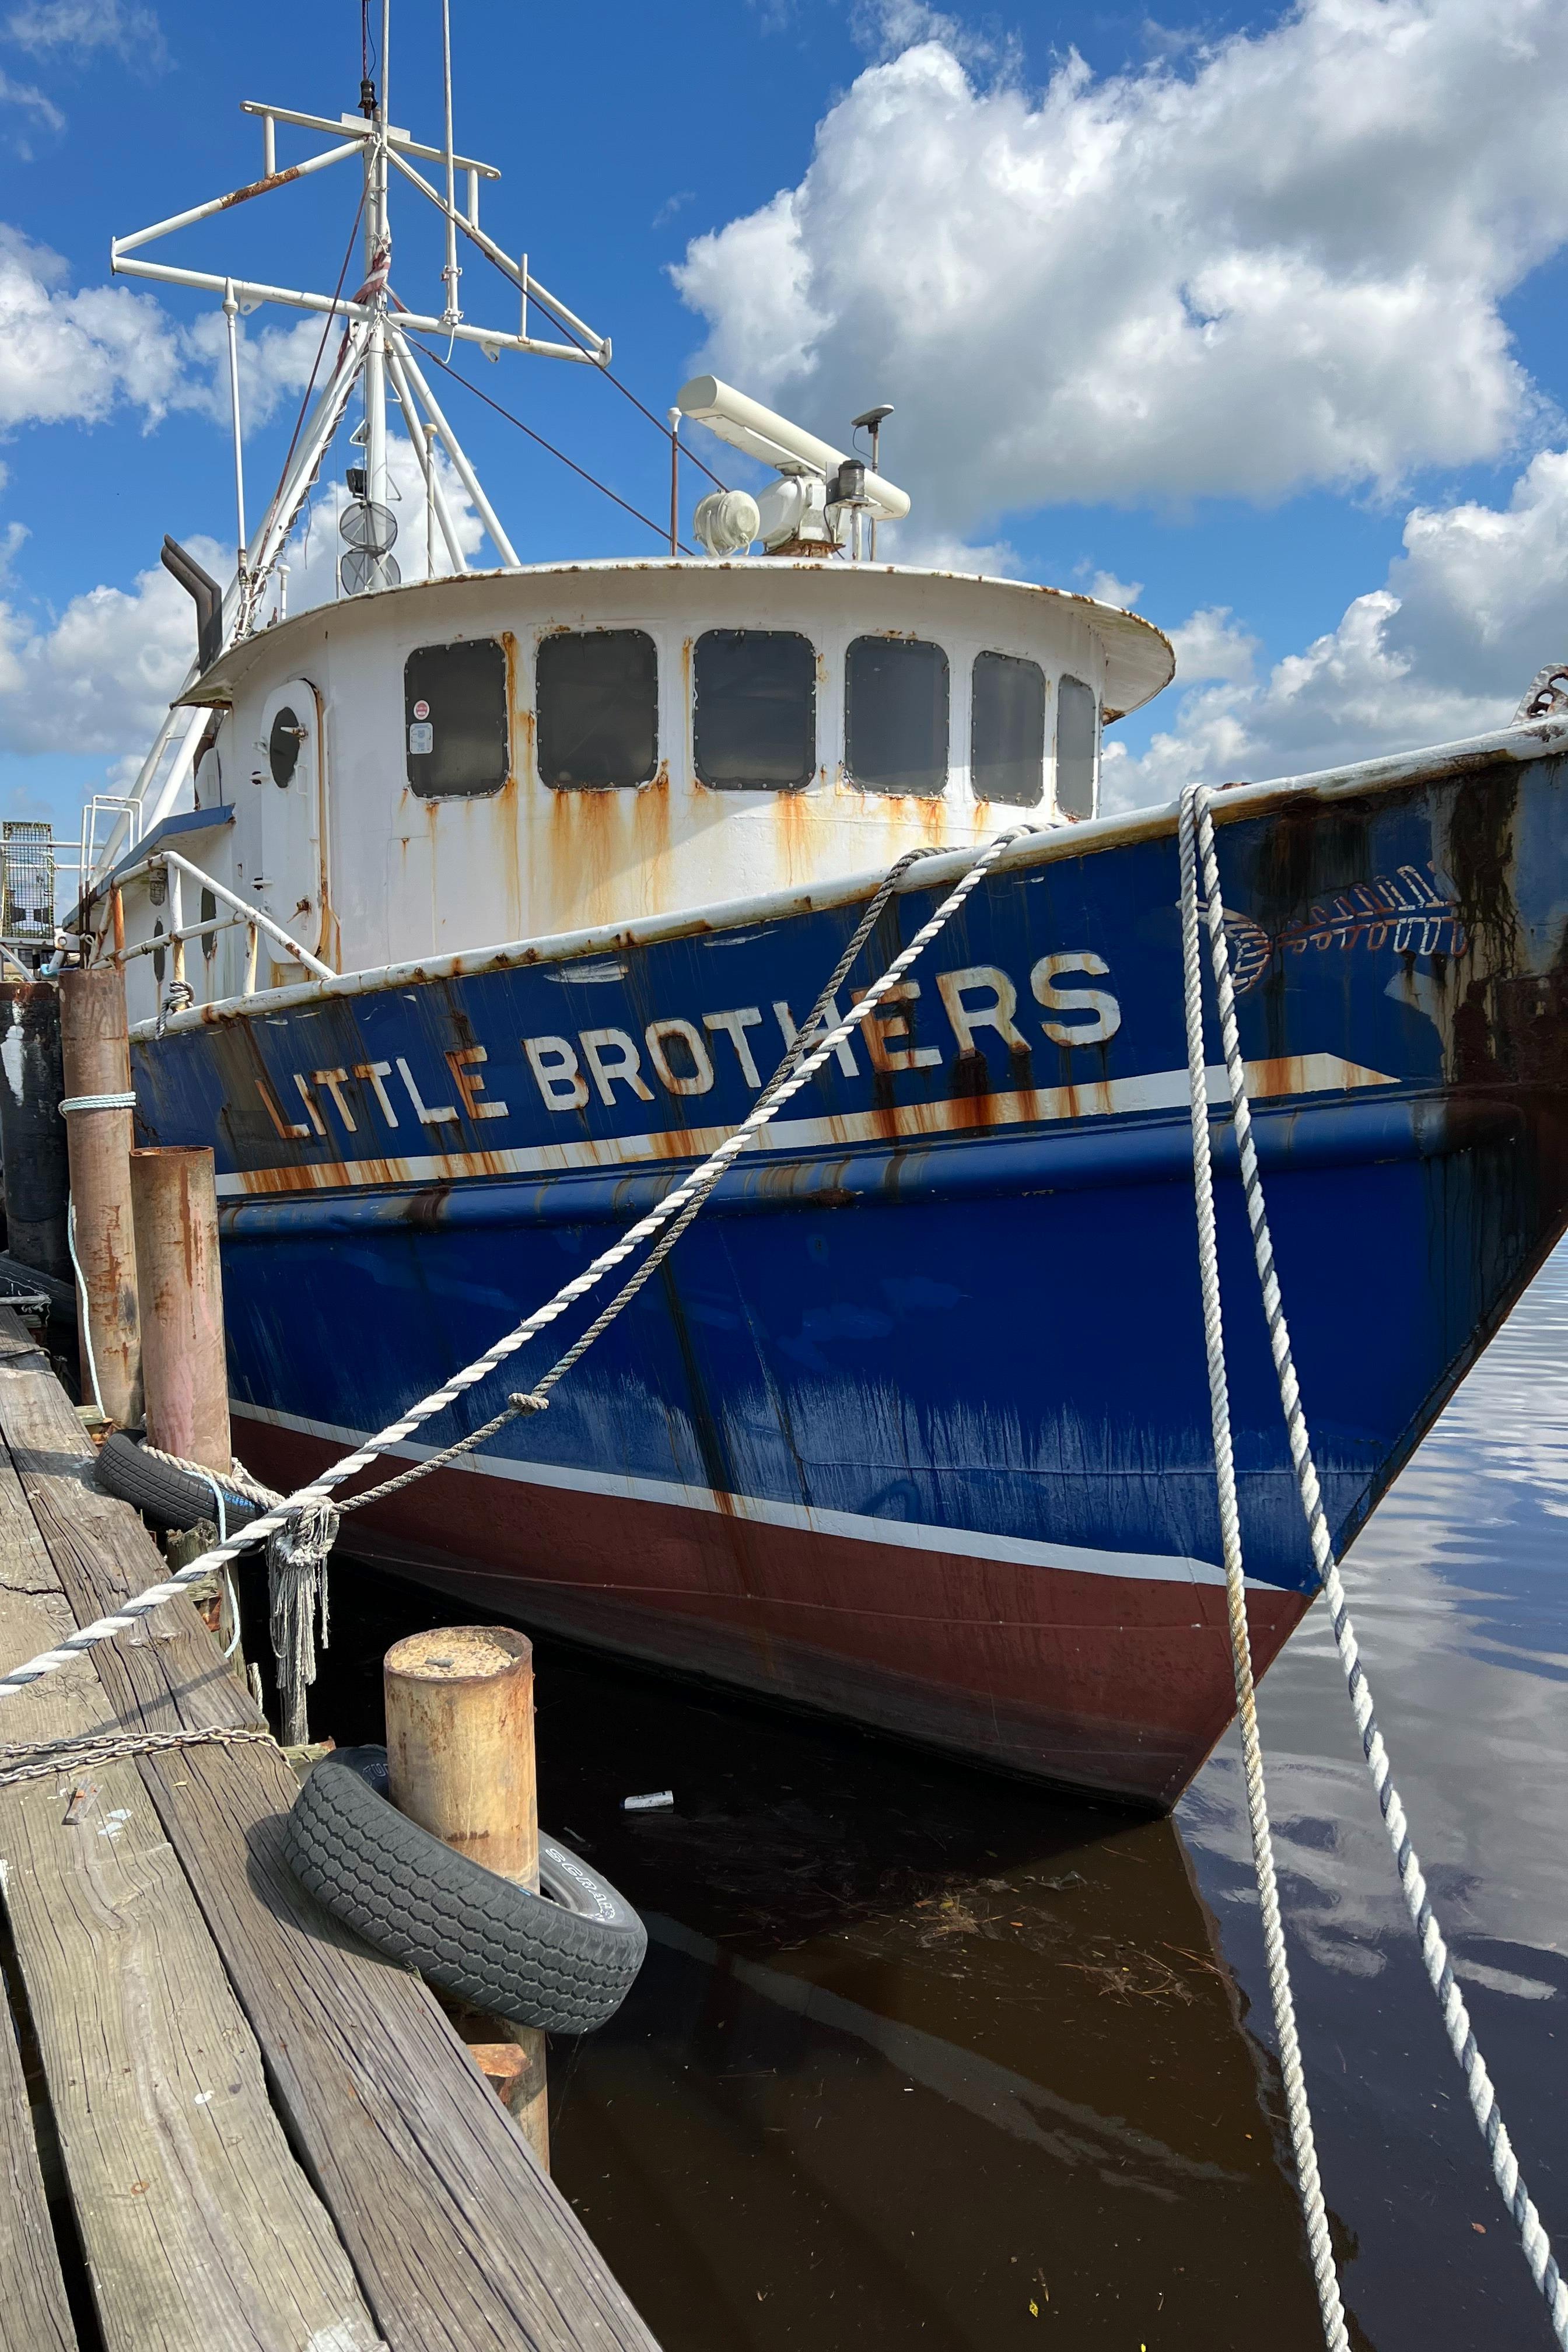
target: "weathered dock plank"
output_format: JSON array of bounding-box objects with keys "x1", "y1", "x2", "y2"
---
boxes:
[
  {"x1": 0, "y1": 1915, "x2": 76, "y2": 2352},
  {"x1": 0, "y1": 1446, "x2": 385, "y2": 2351},
  {"x1": 0, "y1": 1311, "x2": 660, "y2": 2352}
]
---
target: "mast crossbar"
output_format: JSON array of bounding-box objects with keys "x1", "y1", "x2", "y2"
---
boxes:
[
  {"x1": 111, "y1": 254, "x2": 582, "y2": 358},
  {"x1": 239, "y1": 99, "x2": 501, "y2": 180}
]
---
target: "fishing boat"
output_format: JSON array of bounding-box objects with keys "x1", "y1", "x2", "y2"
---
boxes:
[{"x1": 78, "y1": 23, "x2": 1568, "y2": 1807}]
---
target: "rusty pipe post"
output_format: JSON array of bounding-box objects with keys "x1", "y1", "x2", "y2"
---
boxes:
[
  {"x1": 58, "y1": 966, "x2": 140, "y2": 1427},
  {"x1": 129, "y1": 1147, "x2": 231, "y2": 1475},
  {"x1": 0, "y1": 980, "x2": 70, "y2": 1283},
  {"x1": 383, "y1": 1626, "x2": 549, "y2": 2165}
]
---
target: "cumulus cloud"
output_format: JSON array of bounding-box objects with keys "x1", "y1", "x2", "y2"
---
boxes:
[
  {"x1": 0, "y1": 224, "x2": 188, "y2": 428},
  {"x1": 676, "y1": 0, "x2": 1567, "y2": 527},
  {"x1": 0, "y1": 537, "x2": 221, "y2": 755},
  {"x1": 1104, "y1": 449, "x2": 1568, "y2": 807},
  {"x1": 0, "y1": 226, "x2": 344, "y2": 438},
  {"x1": 0, "y1": 436, "x2": 483, "y2": 766}
]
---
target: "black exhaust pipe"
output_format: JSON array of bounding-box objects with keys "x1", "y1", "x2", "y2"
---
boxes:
[{"x1": 160, "y1": 535, "x2": 223, "y2": 673}]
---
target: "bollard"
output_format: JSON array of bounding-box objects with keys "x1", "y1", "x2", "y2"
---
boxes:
[
  {"x1": 57, "y1": 966, "x2": 140, "y2": 1426},
  {"x1": 129, "y1": 1146, "x2": 231, "y2": 1475},
  {"x1": 0, "y1": 980, "x2": 70, "y2": 1282},
  {"x1": 383, "y1": 1626, "x2": 549, "y2": 2165}
]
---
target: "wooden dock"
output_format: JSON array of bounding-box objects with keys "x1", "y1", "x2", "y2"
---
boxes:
[{"x1": 0, "y1": 1304, "x2": 660, "y2": 2352}]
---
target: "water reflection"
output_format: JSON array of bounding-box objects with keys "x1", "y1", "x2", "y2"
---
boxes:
[{"x1": 313, "y1": 1247, "x2": 1568, "y2": 2350}]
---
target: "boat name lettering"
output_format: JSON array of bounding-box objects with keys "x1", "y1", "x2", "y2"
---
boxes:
[{"x1": 253, "y1": 953, "x2": 1121, "y2": 1139}]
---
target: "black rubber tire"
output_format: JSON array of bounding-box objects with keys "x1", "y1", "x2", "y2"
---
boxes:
[
  {"x1": 93, "y1": 1429, "x2": 267, "y2": 1535},
  {"x1": 284, "y1": 1745, "x2": 646, "y2": 2034}
]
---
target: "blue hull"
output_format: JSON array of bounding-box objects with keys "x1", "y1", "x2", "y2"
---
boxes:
[{"x1": 132, "y1": 740, "x2": 1568, "y2": 1802}]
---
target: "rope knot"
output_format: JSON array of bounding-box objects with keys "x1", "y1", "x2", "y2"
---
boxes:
[
  {"x1": 508, "y1": 1390, "x2": 550, "y2": 1415},
  {"x1": 267, "y1": 1499, "x2": 338, "y2": 1745}
]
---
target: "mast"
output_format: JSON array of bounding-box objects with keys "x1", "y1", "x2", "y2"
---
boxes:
[
  {"x1": 94, "y1": 0, "x2": 612, "y2": 884},
  {"x1": 363, "y1": 80, "x2": 390, "y2": 520}
]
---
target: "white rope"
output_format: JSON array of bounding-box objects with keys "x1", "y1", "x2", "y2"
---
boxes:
[
  {"x1": 1183, "y1": 779, "x2": 1568, "y2": 2350},
  {"x1": 1178, "y1": 789, "x2": 1350, "y2": 2352},
  {"x1": 0, "y1": 821, "x2": 1037, "y2": 1700},
  {"x1": 64, "y1": 1199, "x2": 104, "y2": 1422},
  {"x1": 58, "y1": 1091, "x2": 136, "y2": 1115}
]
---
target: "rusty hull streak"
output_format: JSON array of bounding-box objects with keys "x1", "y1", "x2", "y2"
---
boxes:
[{"x1": 128, "y1": 719, "x2": 1568, "y2": 1042}]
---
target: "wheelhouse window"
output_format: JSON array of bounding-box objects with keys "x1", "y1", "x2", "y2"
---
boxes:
[
  {"x1": 405, "y1": 639, "x2": 509, "y2": 797},
  {"x1": 971, "y1": 652, "x2": 1045, "y2": 807},
  {"x1": 537, "y1": 629, "x2": 658, "y2": 789},
  {"x1": 845, "y1": 636, "x2": 948, "y2": 795},
  {"x1": 1056, "y1": 675, "x2": 1098, "y2": 818},
  {"x1": 694, "y1": 629, "x2": 815, "y2": 790}
]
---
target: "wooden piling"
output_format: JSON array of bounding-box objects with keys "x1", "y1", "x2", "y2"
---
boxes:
[
  {"x1": 128, "y1": 1146, "x2": 230, "y2": 1475},
  {"x1": 384, "y1": 1625, "x2": 550, "y2": 2164},
  {"x1": 57, "y1": 967, "x2": 139, "y2": 1426}
]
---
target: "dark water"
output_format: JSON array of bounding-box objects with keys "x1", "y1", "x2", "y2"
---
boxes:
[{"x1": 312, "y1": 1247, "x2": 1568, "y2": 2351}]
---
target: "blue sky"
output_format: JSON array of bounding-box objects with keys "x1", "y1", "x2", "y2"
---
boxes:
[{"x1": 2, "y1": 0, "x2": 1566, "y2": 837}]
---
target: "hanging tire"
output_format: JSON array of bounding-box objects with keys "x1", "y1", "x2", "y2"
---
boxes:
[
  {"x1": 284, "y1": 1745, "x2": 646, "y2": 2034},
  {"x1": 93, "y1": 1429, "x2": 268, "y2": 1534}
]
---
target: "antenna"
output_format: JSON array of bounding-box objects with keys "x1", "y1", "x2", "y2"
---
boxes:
[
  {"x1": 852, "y1": 404, "x2": 894, "y2": 557},
  {"x1": 107, "y1": 21, "x2": 614, "y2": 634}
]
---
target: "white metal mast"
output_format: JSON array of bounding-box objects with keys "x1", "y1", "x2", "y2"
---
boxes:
[{"x1": 94, "y1": 2, "x2": 611, "y2": 882}]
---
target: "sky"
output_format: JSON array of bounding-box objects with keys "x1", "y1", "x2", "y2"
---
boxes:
[{"x1": 2, "y1": 0, "x2": 1568, "y2": 850}]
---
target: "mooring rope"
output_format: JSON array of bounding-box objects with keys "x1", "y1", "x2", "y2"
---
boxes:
[
  {"x1": 0, "y1": 818, "x2": 1040, "y2": 1699},
  {"x1": 1177, "y1": 788, "x2": 1349, "y2": 2351},
  {"x1": 1181, "y1": 778, "x2": 1568, "y2": 2350}
]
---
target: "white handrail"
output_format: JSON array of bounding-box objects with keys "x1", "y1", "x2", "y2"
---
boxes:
[{"x1": 110, "y1": 845, "x2": 334, "y2": 1017}]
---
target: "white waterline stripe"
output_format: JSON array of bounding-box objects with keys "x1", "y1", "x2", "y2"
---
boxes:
[
  {"x1": 214, "y1": 1054, "x2": 1395, "y2": 1199},
  {"x1": 235, "y1": 1399, "x2": 1282, "y2": 1592}
]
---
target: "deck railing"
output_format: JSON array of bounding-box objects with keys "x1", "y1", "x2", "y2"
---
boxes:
[{"x1": 110, "y1": 846, "x2": 334, "y2": 1019}]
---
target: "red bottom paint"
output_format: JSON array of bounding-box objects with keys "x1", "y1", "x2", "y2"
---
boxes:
[{"x1": 239, "y1": 1415, "x2": 1309, "y2": 1810}]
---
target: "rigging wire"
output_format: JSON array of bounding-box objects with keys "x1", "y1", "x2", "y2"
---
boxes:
[
  {"x1": 498, "y1": 275, "x2": 730, "y2": 492},
  {"x1": 405, "y1": 337, "x2": 697, "y2": 553},
  {"x1": 270, "y1": 187, "x2": 368, "y2": 505}
]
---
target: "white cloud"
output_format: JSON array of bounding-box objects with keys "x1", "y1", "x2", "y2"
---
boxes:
[
  {"x1": 1167, "y1": 604, "x2": 1258, "y2": 687},
  {"x1": 5, "y1": 0, "x2": 166, "y2": 70},
  {"x1": 1104, "y1": 448, "x2": 1568, "y2": 807},
  {"x1": 0, "y1": 534, "x2": 223, "y2": 755},
  {"x1": 0, "y1": 435, "x2": 484, "y2": 769},
  {"x1": 0, "y1": 64, "x2": 61, "y2": 130},
  {"x1": 675, "y1": 0, "x2": 1568, "y2": 527},
  {"x1": 0, "y1": 224, "x2": 187, "y2": 428},
  {"x1": 0, "y1": 226, "x2": 341, "y2": 439}
]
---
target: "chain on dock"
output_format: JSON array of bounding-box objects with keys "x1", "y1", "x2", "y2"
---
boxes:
[{"x1": 1180, "y1": 778, "x2": 1568, "y2": 2352}]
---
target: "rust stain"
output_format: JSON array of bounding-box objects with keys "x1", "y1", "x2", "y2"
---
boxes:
[{"x1": 219, "y1": 164, "x2": 302, "y2": 209}]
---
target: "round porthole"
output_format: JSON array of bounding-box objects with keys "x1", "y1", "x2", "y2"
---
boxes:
[{"x1": 268, "y1": 707, "x2": 304, "y2": 788}]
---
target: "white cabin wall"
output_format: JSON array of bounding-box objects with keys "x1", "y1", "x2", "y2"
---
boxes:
[{"x1": 147, "y1": 562, "x2": 1149, "y2": 1002}]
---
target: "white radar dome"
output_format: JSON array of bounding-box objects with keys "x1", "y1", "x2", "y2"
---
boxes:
[{"x1": 692, "y1": 489, "x2": 761, "y2": 558}]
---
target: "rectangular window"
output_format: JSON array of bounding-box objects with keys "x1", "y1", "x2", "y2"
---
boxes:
[
  {"x1": 404, "y1": 639, "x2": 509, "y2": 798},
  {"x1": 845, "y1": 636, "x2": 948, "y2": 796},
  {"x1": 694, "y1": 629, "x2": 815, "y2": 790},
  {"x1": 971, "y1": 651, "x2": 1045, "y2": 806},
  {"x1": 1056, "y1": 675, "x2": 1098, "y2": 818},
  {"x1": 537, "y1": 629, "x2": 658, "y2": 789}
]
